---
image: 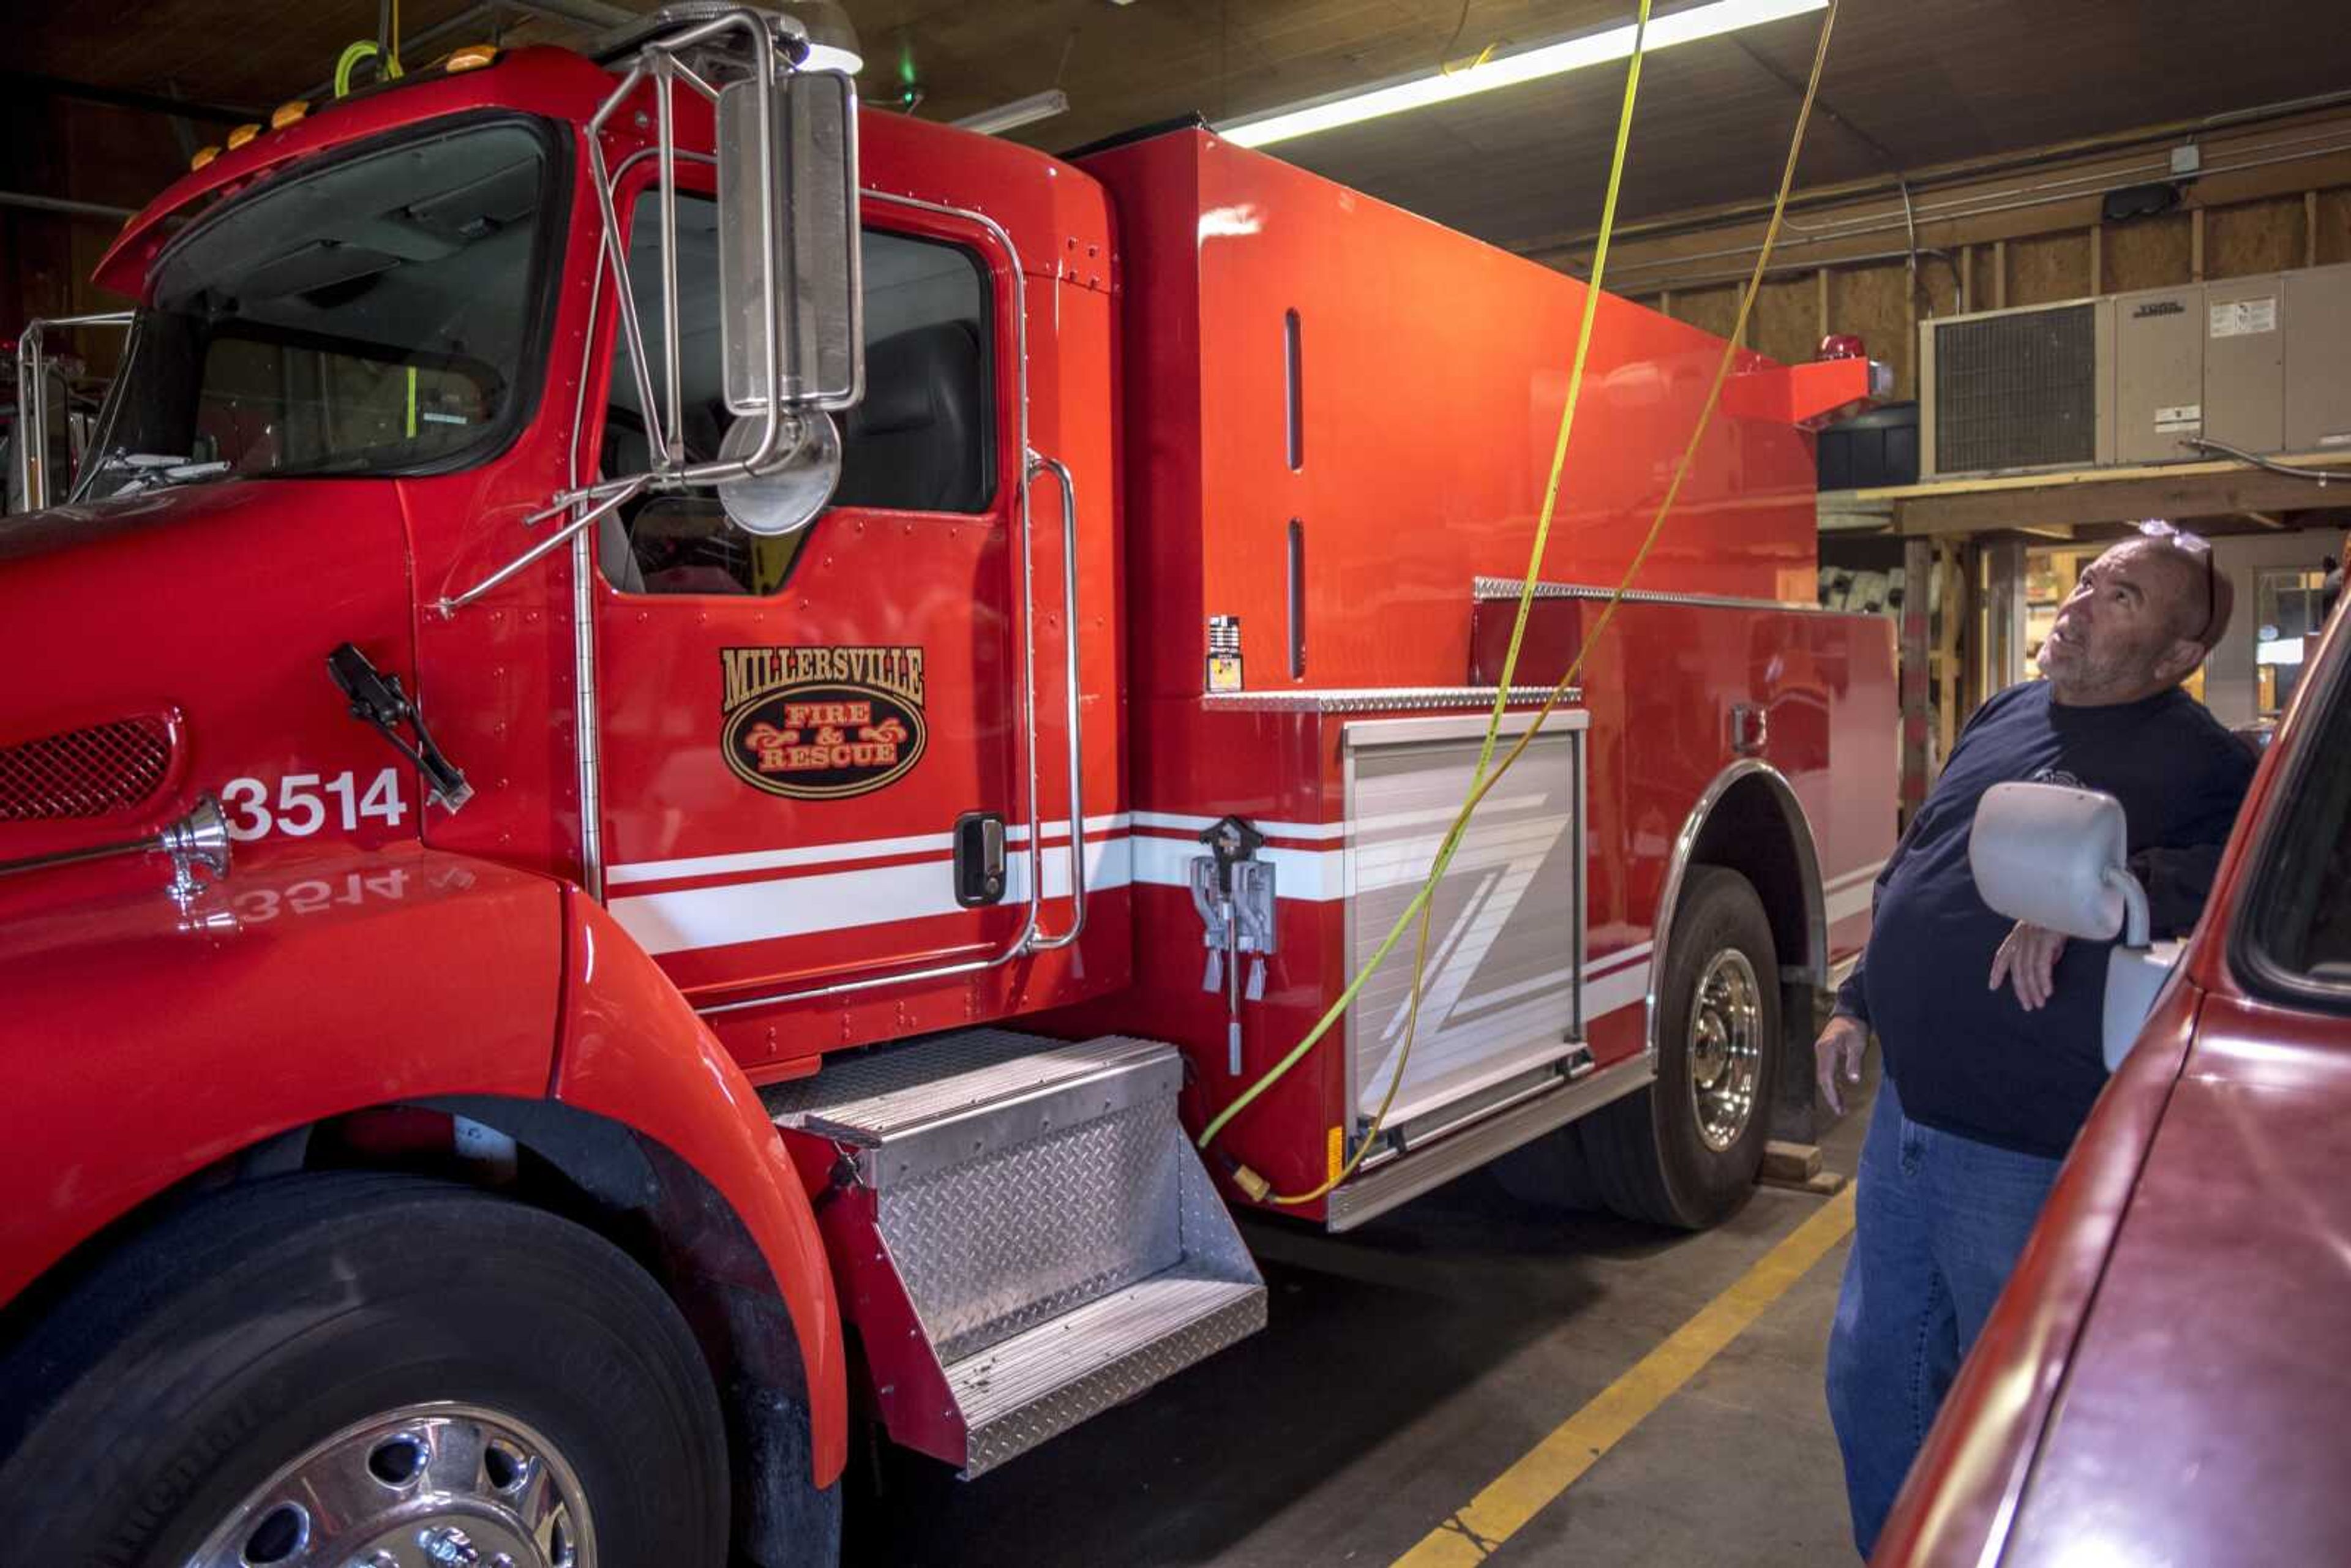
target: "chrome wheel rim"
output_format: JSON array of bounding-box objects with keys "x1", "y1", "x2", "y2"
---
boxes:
[
  {"x1": 189, "y1": 1401, "x2": 594, "y2": 1568},
  {"x1": 1687, "y1": 947, "x2": 1764, "y2": 1153}
]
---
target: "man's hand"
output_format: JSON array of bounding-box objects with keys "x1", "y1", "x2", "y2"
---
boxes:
[
  {"x1": 1989, "y1": 920, "x2": 2069, "y2": 1011},
  {"x1": 1815, "y1": 1013, "x2": 1868, "y2": 1117}
]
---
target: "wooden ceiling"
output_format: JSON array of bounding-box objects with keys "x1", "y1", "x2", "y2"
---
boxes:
[{"x1": 12, "y1": 0, "x2": 2350, "y2": 255}]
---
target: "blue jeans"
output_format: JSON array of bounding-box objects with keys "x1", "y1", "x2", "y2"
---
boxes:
[{"x1": 1824, "y1": 1076, "x2": 2064, "y2": 1559}]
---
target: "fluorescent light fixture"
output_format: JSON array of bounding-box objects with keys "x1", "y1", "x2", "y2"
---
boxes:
[
  {"x1": 1220, "y1": 0, "x2": 1828, "y2": 149},
  {"x1": 953, "y1": 89, "x2": 1071, "y2": 137},
  {"x1": 801, "y1": 43, "x2": 864, "y2": 74},
  {"x1": 781, "y1": 1, "x2": 864, "y2": 75}
]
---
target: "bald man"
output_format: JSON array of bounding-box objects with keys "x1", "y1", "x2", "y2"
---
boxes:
[{"x1": 1817, "y1": 528, "x2": 2255, "y2": 1559}]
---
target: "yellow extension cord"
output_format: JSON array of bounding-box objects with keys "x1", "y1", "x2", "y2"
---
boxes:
[
  {"x1": 336, "y1": 3, "x2": 404, "y2": 100},
  {"x1": 1205, "y1": 0, "x2": 1847, "y2": 1205}
]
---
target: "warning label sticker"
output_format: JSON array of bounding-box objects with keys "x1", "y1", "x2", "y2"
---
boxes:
[
  {"x1": 2210, "y1": 298, "x2": 2278, "y2": 338},
  {"x1": 1205, "y1": 615, "x2": 1243, "y2": 694}
]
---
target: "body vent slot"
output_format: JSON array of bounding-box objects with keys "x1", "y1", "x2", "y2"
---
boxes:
[
  {"x1": 0, "y1": 717, "x2": 176, "y2": 822},
  {"x1": 1933, "y1": 303, "x2": 2098, "y2": 472}
]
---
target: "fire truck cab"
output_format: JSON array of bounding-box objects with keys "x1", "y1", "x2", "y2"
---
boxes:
[{"x1": 0, "y1": 8, "x2": 1893, "y2": 1564}]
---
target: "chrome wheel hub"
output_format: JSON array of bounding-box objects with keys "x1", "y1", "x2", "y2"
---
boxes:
[
  {"x1": 1687, "y1": 947, "x2": 1764, "y2": 1153},
  {"x1": 190, "y1": 1403, "x2": 594, "y2": 1568}
]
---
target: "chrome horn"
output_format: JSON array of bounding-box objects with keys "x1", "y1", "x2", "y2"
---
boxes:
[
  {"x1": 158, "y1": 795, "x2": 233, "y2": 907},
  {"x1": 0, "y1": 793, "x2": 234, "y2": 906}
]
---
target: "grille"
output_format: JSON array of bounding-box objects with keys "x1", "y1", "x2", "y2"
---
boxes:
[
  {"x1": 0, "y1": 717, "x2": 176, "y2": 822},
  {"x1": 1932, "y1": 303, "x2": 2098, "y2": 473}
]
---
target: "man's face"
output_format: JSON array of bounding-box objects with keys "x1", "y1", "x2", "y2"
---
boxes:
[{"x1": 2040, "y1": 539, "x2": 2205, "y2": 705}]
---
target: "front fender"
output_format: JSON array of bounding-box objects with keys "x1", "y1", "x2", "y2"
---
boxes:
[
  {"x1": 0, "y1": 842, "x2": 562, "y2": 1305},
  {"x1": 549, "y1": 889, "x2": 847, "y2": 1487}
]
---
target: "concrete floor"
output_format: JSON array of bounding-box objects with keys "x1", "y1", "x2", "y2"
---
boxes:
[{"x1": 844, "y1": 1062, "x2": 1880, "y2": 1567}]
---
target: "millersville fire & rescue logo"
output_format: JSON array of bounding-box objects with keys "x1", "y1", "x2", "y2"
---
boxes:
[{"x1": 719, "y1": 645, "x2": 928, "y2": 800}]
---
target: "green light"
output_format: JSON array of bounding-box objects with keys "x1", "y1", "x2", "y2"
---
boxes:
[{"x1": 891, "y1": 35, "x2": 921, "y2": 110}]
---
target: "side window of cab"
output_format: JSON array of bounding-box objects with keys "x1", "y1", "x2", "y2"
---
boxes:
[
  {"x1": 2240, "y1": 650, "x2": 2351, "y2": 1007},
  {"x1": 596, "y1": 189, "x2": 994, "y2": 595}
]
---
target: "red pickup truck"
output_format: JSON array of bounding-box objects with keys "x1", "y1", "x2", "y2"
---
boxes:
[{"x1": 1875, "y1": 595, "x2": 2351, "y2": 1562}]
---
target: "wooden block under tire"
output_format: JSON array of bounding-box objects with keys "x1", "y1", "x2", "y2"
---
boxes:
[{"x1": 1761, "y1": 1140, "x2": 1823, "y2": 1183}]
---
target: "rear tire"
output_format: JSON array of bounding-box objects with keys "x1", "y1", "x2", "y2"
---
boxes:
[
  {"x1": 1581, "y1": 866, "x2": 1782, "y2": 1229},
  {"x1": 0, "y1": 1172, "x2": 738, "y2": 1567}
]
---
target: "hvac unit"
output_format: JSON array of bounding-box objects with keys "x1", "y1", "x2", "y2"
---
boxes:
[
  {"x1": 1920, "y1": 299, "x2": 2107, "y2": 475},
  {"x1": 2284, "y1": 264, "x2": 2351, "y2": 451},
  {"x1": 1918, "y1": 259, "x2": 2351, "y2": 479}
]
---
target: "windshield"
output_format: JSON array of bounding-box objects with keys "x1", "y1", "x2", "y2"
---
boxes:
[{"x1": 80, "y1": 118, "x2": 558, "y2": 499}]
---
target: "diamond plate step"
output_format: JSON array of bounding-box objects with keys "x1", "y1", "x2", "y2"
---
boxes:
[
  {"x1": 951, "y1": 1270, "x2": 1265, "y2": 1478},
  {"x1": 765, "y1": 1029, "x2": 1266, "y2": 1475},
  {"x1": 767, "y1": 1027, "x2": 1174, "y2": 1149}
]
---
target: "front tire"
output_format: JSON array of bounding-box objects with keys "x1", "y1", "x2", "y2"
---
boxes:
[
  {"x1": 1581, "y1": 865, "x2": 1782, "y2": 1229},
  {"x1": 0, "y1": 1172, "x2": 735, "y2": 1567}
]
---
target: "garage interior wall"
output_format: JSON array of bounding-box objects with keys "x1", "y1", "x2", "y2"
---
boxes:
[
  {"x1": 2203, "y1": 526, "x2": 2343, "y2": 730},
  {"x1": 1, "y1": 89, "x2": 187, "y2": 366},
  {"x1": 1547, "y1": 107, "x2": 2351, "y2": 405}
]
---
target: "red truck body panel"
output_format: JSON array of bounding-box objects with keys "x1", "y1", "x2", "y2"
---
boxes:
[
  {"x1": 1477, "y1": 595, "x2": 1895, "y2": 959},
  {"x1": 1991, "y1": 1005, "x2": 2351, "y2": 1566},
  {"x1": 0, "y1": 842, "x2": 563, "y2": 1305},
  {"x1": 1074, "y1": 129, "x2": 1822, "y2": 706},
  {"x1": 582, "y1": 118, "x2": 1130, "y2": 1062},
  {"x1": 1023, "y1": 130, "x2": 1894, "y2": 1211},
  {"x1": 549, "y1": 890, "x2": 847, "y2": 1479}
]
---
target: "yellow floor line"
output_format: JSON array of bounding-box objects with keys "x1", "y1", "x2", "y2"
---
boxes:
[{"x1": 1394, "y1": 1185, "x2": 1859, "y2": 1567}]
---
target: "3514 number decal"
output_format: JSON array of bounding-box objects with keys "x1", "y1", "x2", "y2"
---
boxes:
[{"x1": 218, "y1": 770, "x2": 410, "y2": 842}]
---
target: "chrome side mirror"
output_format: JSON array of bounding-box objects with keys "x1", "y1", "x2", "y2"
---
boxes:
[
  {"x1": 452, "y1": 14, "x2": 869, "y2": 613},
  {"x1": 1970, "y1": 781, "x2": 2150, "y2": 946},
  {"x1": 711, "y1": 61, "x2": 860, "y2": 539},
  {"x1": 714, "y1": 409, "x2": 841, "y2": 536},
  {"x1": 717, "y1": 69, "x2": 861, "y2": 415}
]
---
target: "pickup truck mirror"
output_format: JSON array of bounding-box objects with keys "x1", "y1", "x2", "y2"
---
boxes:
[
  {"x1": 716, "y1": 69, "x2": 861, "y2": 418},
  {"x1": 1970, "y1": 781, "x2": 2151, "y2": 947}
]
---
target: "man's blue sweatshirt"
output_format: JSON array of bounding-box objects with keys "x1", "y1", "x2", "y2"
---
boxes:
[{"x1": 1835, "y1": 680, "x2": 2254, "y2": 1158}]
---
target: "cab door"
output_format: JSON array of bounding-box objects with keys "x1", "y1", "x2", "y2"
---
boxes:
[{"x1": 588, "y1": 172, "x2": 1037, "y2": 1023}]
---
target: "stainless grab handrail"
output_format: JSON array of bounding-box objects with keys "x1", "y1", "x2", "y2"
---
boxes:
[{"x1": 1022, "y1": 449, "x2": 1086, "y2": 952}]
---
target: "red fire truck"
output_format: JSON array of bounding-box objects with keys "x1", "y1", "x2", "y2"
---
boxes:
[{"x1": 0, "y1": 9, "x2": 1892, "y2": 1564}]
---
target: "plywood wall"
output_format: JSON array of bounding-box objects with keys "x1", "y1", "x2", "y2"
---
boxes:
[
  {"x1": 2207, "y1": 194, "x2": 2307, "y2": 277},
  {"x1": 1635, "y1": 184, "x2": 2351, "y2": 400},
  {"x1": 2104, "y1": 211, "x2": 2194, "y2": 294},
  {"x1": 1830, "y1": 263, "x2": 1913, "y2": 395},
  {"x1": 2008, "y1": 233, "x2": 2094, "y2": 306},
  {"x1": 2322, "y1": 190, "x2": 2351, "y2": 264},
  {"x1": 1669, "y1": 283, "x2": 1742, "y2": 343},
  {"x1": 1749, "y1": 275, "x2": 1819, "y2": 367}
]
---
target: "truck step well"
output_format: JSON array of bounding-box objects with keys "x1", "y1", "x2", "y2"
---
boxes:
[{"x1": 765, "y1": 1029, "x2": 1265, "y2": 1476}]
